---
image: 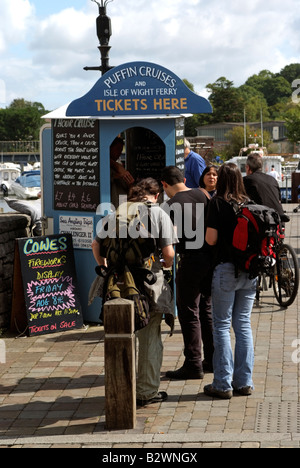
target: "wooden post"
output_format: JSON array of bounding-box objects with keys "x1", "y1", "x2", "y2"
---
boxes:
[{"x1": 104, "y1": 298, "x2": 136, "y2": 431}]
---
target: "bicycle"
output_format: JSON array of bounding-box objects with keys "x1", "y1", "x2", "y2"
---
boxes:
[{"x1": 256, "y1": 223, "x2": 299, "y2": 308}]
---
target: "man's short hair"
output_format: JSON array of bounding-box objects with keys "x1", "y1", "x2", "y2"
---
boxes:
[
  {"x1": 161, "y1": 166, "x2": 185, "y2": 186},
  {"x1": 246, "y1": 153, "x2": 263, "y2": 173}
]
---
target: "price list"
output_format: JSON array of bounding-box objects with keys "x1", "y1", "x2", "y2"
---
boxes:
[{"x1": 52, "y1": 119, "x2": 100, "y2": 212}]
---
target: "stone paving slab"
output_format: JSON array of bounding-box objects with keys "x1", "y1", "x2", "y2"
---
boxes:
[
  {"x1": 0, "y1": 204, "x2": 299, "y2": 448},
  {"x1": 0, "y1": 431, "x2": 295, "y2": 446}
]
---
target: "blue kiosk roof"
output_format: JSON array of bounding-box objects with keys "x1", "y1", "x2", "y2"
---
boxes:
[{"x1": 46, "y1": 61, "x2": 212, "y2": 119}]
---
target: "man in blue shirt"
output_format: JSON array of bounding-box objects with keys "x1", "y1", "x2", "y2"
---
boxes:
[{"x1": 184, "y1": 139, "x2": 206, "y2": 188}]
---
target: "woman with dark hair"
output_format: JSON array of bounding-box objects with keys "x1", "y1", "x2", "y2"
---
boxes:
[
  {"x1": 199, "y1": 165, "x2": 218, "y2": 198},
  {"x1": 128, "y1": 177, "x2": 161, "y2": 202},
  {"x1": 204, "y1": 163, "x2": 257, "y2": 399}
]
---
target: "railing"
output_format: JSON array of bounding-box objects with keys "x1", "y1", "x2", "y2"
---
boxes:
[{"x1": 0, "y1": 141, "x2": 40, "y2": 154}]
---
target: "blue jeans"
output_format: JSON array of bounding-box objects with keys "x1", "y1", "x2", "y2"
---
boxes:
[{"x1": 211, "y1": 263, "x2": 257, "y2": 392}]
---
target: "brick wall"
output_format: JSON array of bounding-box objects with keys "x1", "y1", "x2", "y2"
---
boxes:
[{"x1": 0, "y1": 214, "x2": 30, "y2": 328}]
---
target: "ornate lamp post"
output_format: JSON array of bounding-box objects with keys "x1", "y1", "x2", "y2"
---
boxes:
[{"x1": 84, "y1": 0, "x2": 114, "y2": 76}]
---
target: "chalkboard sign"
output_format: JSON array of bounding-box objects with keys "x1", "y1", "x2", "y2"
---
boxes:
[
  {"x1": 53, "y1": 119, "x2": 100, "y2": 212},
  {"x1": 127, "y1": 127, "x2": 165, "y2": 182},
  {"x1": 11, "y1": 234, "x2": 83, "y2": 337}
]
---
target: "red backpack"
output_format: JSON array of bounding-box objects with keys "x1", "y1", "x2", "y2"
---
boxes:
[{"x1": 231, "y1": 202, "x2": 281, "y2": 278}]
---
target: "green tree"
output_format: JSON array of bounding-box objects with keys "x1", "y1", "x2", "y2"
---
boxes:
[
  {"x1": 183, "y1": 78, "x2": 212, "y2": 135},
  {"x1": 206, "y1": 77, "x2": 244, "y2": 123},
  {"x1": 266, "y1": 76, "x2": 291, "y2": 107},
  {"x1": 9, "y1": 98, "x2": 47, "y2": 115},
  {"x1": 0, "y1": 99, "x2": 46, "y2": 140},
  {"x1": 225, "y1": 125, "x2": 272, "y2": 159},
  {"x1": 279, "y1": 63, "x2": 300, "y2": 85},
  {"x1": 284, "y1": 107, "x2": 300, "y2": 144},
  {"x1": 238, "y1": 84, "x2": 270, "y2": 121},
  {"x1": 225, "y1": 126, "x2": 247, "y2": 158},
  {"x1": 183, "y1": 79, "x2": 195, "y2": 93},
  {"x1": 246, "y1": 70, "x2": 291, "y2": 107},
  {"x1": 246, "y1": 70, "x2": 274, "y2": 92}
]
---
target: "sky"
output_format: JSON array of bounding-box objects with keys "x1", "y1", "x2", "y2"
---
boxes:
[{"x1": 0, "y1": 0, "x2": 300, "y2": 111}]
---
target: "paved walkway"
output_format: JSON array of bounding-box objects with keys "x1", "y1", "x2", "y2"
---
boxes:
[{"x1": 0, "y1": 204, "x2": 300, "y2": 448}]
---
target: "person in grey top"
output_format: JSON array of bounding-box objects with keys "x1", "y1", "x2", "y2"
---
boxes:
[{"x1": 92, "y1": 178, "x2": 178, "y2": 406}]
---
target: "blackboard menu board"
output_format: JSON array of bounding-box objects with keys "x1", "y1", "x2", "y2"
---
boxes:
[
  {"x1": 11, "y1": 234, "x2": 83, "y2": 337},
  {"x1": 53, "y1": 119, "x2": 100, "y2": 212},
  {"x1": 127, "y1": 127, "x2": 165, "y2": 182},
  {"x1": 175, "y1": 118, "x2": 185, "y2": 174}
]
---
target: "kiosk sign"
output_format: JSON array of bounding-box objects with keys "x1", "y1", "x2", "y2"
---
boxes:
[
  {"x1": 59, "y1": 215, "x2": 94, "y2": 250},
  {"x1": 67, "y1": 61, "x2": 212, "y2": 118}
]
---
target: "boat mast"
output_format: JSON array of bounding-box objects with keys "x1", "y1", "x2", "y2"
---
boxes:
[
  {"x1": 244, "y1": 109, "x2": 247, "y2": 147},
  {"x1": 261, "y1": 108, "x2": 264, "y2": 147}
]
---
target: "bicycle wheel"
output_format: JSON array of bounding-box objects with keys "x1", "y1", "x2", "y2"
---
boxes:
[{"x1": 273, "y1": 244, "x2": 299, "y2": 307}]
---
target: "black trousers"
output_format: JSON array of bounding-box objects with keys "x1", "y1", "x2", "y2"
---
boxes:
[{"x1": 176, "y1": 255, "x2": 214, "y2": 371}]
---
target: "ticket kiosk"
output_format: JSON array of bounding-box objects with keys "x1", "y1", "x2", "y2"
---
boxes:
[{"x1": 41, "y1": 61, "x2": 212, "y2": 322}]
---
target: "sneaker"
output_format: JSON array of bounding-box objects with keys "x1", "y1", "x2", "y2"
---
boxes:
[
  {"x1": 166, "y1": 366, "x2": 204, "y2": 381},
  {"x1": 204, "y1": 384, "x2": 233, "y2": 400},
  {"x1": 137, "y1": 391, "x2": 168, "y2": 407}
]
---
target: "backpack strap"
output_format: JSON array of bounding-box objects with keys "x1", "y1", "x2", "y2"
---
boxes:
[{"x1": 199, "y1": 187, "x2": 212, "y2": 200}]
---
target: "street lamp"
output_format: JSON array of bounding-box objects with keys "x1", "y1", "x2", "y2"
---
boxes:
[{"x1": 84, "y1": 0, "x2": 114, "y2": 76}]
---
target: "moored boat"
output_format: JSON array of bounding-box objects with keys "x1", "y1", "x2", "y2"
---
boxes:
[
  {"x1": 0, "y1": 163, "x2": 21, "y2": 196},
  {"x1": 10, "y1": 170, "x2": 41, "y2": 199}
]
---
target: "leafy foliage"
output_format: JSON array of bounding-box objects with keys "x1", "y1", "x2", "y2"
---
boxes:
[
  {"x1": 0, "y1": 99, "x2": 48, "y2": 141},
  {"x1": 184, "y1": 63, "x2": 300, "y2": 139}
]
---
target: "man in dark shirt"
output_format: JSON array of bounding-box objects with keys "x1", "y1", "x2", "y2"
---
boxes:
[
  {"x1": 161, "y1": 166, "x2": 214, "y2": 380},
  {"x1": 243, "y1": 153, "x2": 286, "y2": 219}
]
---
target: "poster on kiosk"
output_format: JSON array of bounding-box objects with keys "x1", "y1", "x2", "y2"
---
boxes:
[{"x1": 41, "y1": 61, "x2": 212, "y2": 323}]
